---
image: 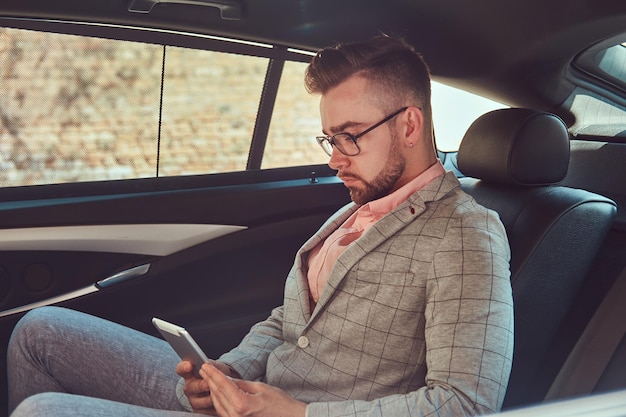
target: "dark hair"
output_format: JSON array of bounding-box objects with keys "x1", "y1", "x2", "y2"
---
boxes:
[{"x1": 305, "y1": 35, "x2": 432, "y2": 131}]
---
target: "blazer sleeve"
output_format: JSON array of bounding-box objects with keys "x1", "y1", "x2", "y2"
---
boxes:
[
  {"x1": 218, "y1": 305, "x2": 285, "y2": 381},
  {"x1": 306, "y1": 207, "x2": 514, "y2": 417}
]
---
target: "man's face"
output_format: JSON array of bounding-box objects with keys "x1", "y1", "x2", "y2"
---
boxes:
[{"x1": 320, "y1": 75, "x2": 406, "y2": 205}]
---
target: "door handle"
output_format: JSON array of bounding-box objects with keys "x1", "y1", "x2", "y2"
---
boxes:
[
  {"x1": 128, "y1": 0, "x2": 242, "y2": 20},
  {"x1": 96, "y1": 263, "x2": 151, "y2": 289}
]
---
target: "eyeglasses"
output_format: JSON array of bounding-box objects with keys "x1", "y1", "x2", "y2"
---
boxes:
[{"x1": 316, "y1": 107, "x2": 409, "y2": 157}]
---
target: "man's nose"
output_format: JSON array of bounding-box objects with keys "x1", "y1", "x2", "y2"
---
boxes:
[{"x1": 328, "y1": 147, "x2": 349, "y2": 170}]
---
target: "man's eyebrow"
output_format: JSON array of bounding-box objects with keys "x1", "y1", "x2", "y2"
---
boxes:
[{"x1": 323, "y1": 120, "x2": 364, "y2": 135}]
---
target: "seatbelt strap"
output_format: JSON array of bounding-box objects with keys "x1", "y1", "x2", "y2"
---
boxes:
[{"x1": 546, "y1": 267, "x2": 626, "y2": 400}]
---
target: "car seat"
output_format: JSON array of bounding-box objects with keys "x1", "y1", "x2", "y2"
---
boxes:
[{"x1": 456, "y1": 108, "x2": 618, "y2": 409}]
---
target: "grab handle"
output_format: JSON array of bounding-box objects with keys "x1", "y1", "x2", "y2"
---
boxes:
[{"x1": 128, "y1": 0, "x2": 241, "y2": 20}]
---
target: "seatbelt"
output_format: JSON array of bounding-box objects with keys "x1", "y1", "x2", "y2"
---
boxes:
[{"x1": 546, "y1": 267, "x2": 626, "y2": 400}]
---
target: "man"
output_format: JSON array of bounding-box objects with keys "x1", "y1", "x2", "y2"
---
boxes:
[{"x1": 8, "y1": 35, "x2": 513, "y2": 417}]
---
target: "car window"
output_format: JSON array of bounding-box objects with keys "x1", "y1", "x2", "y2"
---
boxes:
[
  {"x1": 0, "y1": 27, "x2": 306, "y2": 188},
  {"x1": 570, "y1": 39, "x2": 626, "y2": 138},
  {"x1": 263, "y1": 60, "x2": 328, "y2": 169},
  {"x1": 1, "y1": 28, "x2": 163, "y2": 186},
  {"x1": 431, "y1": 82, "x2": 506, "y2": 151},
  {"x1": 596, "y1": 42, "x2": 626, "y2": 84},
  {"x1": 577, "y1": 41, "x2": 626, "y2": 91},
  {"x1": 159, "y1": 46, "x2": 266, "y2": 175}
]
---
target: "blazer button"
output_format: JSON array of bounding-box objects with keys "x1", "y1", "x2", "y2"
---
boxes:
[{"x1": 297, "y1": 336, "x2": 309, "y2": 349}]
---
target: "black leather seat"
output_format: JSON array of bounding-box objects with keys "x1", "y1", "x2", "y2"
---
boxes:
[{"x1": 456, "y1": 108, "x2": 618, "y2": 409}]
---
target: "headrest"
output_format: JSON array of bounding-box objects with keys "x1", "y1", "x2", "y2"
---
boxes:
[{"x1": 457, "y1": 108, "x2": 570, "y2": 186}]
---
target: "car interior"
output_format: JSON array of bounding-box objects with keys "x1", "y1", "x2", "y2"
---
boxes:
[{"x1": 0, "y1": 0, "x2": 625, "y2": 415}]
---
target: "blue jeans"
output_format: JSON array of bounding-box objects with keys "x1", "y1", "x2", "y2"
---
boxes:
[{"x1": 8, "y1": 307, "x2": 193, "y2": 416}]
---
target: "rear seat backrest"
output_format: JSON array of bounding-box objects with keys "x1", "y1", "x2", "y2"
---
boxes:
[{"x1": 456, "y1": 108, "x2": 618, "y2": 409}]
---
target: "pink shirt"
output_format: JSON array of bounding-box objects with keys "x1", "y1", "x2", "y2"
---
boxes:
[{"x1": 306, "y1": 161, "x2": 446, "y2": 306}]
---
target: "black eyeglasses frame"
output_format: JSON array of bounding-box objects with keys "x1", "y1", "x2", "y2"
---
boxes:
[{"x1": 315, "y1": 106, "x2": 409, "y2": 157}]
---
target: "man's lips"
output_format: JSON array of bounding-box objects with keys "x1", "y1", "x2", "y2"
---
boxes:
[{"x1": 338, "y1": 174, "x2": 361, "y2": 186}]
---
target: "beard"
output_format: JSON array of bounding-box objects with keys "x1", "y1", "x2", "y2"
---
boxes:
[{"x1": 345, "y1": 135, "x2": 406, "y2": 205}]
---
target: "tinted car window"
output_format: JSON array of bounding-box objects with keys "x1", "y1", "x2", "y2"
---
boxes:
[
  {"x1": 431, "y1": 82, "x2": 505, "y2": 151},
  {"x1": 571, "y1": 39, "x2": 626, "y2": 138},
  {"x1": 263, "y1": 60, "x2": 328, "y2": 168},
  {"x1": 159, "y1": 46, "x2": 266, "y2": 175},
  {"x1": 1, "y1": 28, "x2": 163, "y2": 186},
  {"x1": 0, "y1": 27, "x2": 327, "y2": 188}
]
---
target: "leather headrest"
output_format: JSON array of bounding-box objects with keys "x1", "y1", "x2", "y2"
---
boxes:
[{"x1": 457, "y1": 108, "x2": 570, "y2": 186}]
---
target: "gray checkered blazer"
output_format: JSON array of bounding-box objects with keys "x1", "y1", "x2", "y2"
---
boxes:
[{"x1": 220, "y1": 171, "x2": 513, "y2": 416}]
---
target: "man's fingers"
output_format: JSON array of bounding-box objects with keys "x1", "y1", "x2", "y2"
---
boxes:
[
  {"x1": 183, "y1": 376, "x2": 211, "y2": 396},
  {"x1": 201, "y1": 364, "x2": 253, "y2": 416},
  {"x1": 175, "y1": 360, "x2": 195, "y2": 379},
  {"x1": 201, "y1": 363, "x2": 234, "y2": 396}
]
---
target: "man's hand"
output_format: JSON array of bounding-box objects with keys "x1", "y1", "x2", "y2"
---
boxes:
[
  {"x1": 176, "y1": 360, "x2": 238, "y2": 415},
  {"x1": 200, "y1": 363, "x2": 307, "y2": 417}
]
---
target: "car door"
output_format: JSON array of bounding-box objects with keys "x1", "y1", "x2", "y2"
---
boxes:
[{"x1": 0, "y1": 18, "x2": 350, "y2": 411}]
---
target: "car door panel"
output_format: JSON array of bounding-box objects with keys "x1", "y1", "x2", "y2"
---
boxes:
[{"x1": 0, "y1": 165, "x2": 348, "y2": 409}]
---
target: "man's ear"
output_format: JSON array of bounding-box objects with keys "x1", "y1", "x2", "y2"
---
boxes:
[{"x1": 402, "y1": 106, "x2": 424, "y2": 146}]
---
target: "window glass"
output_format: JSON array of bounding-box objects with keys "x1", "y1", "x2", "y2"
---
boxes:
[
  {"x1": 263, "y1": 60, "x2": 328, "y2": 168},
  {"x1": 0, "y1": 28, "x2": 162, "y2": 186},
  {"x1": 0, "y1": 28, "x2": 269, "y2": 187},
  {"x1": 570, "y1": 39, "x2": 626, "y2": 138},
  {"x1": 596, "y1": 43, "x2": 626, "y2": 85},
  {"x1": 431, "y1": 82, "x2": 506, "y2": 151},
  {"x1": 565, "y1": 89, "x2": 626, "y2": 137},
  {"x1": 160, "y1": 47, "x2": 267, "y2": 175}
]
